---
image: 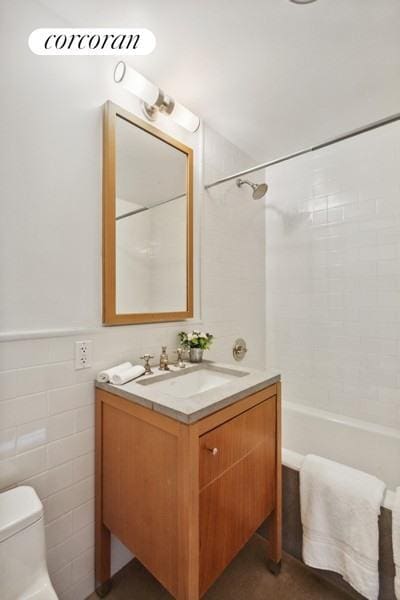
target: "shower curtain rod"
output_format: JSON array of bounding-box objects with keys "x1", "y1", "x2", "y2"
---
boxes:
[
  {"x1": 116, "y1": 192, "x2": 186, "y2": 221},
  {"x1": 204, "y1": 111, "x2": 400, "y2": 190}
]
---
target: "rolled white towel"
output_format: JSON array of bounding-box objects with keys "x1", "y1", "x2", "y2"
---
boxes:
[
  {"x1": 96, "y1": 362, "x2": 132, "y2": 383},
  {"x1": 111, "y1": 365, "x2": 146, "y2": 385},
  {"x1": 393, "y1": 486, "x2": 400, "y2": 600}
]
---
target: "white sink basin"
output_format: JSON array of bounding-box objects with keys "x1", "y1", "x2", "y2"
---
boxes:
[{"x1": 138, "y1": 367, "x2": 247, "y2": 399}]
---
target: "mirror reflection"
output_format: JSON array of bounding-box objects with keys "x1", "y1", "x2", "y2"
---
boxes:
[{"x1": 115, "y1": 114, "x2": 188, "y2": 315}]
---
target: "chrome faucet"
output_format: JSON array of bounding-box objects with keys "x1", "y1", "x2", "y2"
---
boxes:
[
  {"x1": 159, "y1": 346, "x2": 170, "y2": 371},
  {"x1": 175, "y1": 347, "x2": 186, "y2": 369},
  {"x1": 140, "y1": 354, "x2": 154, "y2": 375}
]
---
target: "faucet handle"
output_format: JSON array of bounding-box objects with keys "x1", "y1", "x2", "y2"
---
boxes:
[
  {"x1": 175, "y1": 347, "x2": 186, "y2": 368},
  {"x1": 140, "y1": 354, "x2": 154, "y2": 375}
]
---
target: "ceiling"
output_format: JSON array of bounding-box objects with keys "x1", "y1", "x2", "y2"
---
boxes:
[{"x1": 39, "y1": 0, "x2": 400, "y2": 163}]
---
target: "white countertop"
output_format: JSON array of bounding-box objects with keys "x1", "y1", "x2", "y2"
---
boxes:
[{"x1": 96, "y1": 360, "x2": 280, "y2": 423}]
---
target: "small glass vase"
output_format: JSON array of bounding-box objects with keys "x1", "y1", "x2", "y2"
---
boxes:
[{"x1": 189, "y1": 348, "x2": 203, "y2": 363}]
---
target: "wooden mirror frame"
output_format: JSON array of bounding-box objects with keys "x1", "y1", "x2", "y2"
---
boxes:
[{"x1": 102, "y1": 101, "x2": 194, "y2": 325}]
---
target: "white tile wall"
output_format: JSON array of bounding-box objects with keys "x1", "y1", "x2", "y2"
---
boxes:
[
  {"x1": 0, "y1": 0, "x2": 202, "y2": 596},
  {"x1": 265, "y1": 121, "x2": 400, "y2": 430},
  {"x1": 0, "y1": 322, "x2": 203, "y2": 599},
  {"x1": 0, "y1": 123, "x2": 267, "y2": 600},
  {"x1": 0, "y1": 4, "x2": 265, "y2": 594},
  {"x1": 202, "y1": 126, "x2": 266, "y2": 369},
  {"x1": 0, "y1": 295, "x2": 266, "y2": 599}
]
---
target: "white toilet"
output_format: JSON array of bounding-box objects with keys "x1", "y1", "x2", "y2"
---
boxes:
[{"x1": 0, "y1": 486, "x2": 58, "y2": 599}]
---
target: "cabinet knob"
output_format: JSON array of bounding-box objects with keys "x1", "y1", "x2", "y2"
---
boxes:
[{"x1": 206, "y1": 447, "x2": 219, "y2": 456}]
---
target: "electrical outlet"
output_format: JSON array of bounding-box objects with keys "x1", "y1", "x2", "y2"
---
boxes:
[{"x1": 74, "y1": 340, "x2": 92, "y2": 370}]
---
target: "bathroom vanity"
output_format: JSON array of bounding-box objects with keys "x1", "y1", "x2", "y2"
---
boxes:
[{"x1": 95, "y1": 363, "x2": 281, "y2": 599}]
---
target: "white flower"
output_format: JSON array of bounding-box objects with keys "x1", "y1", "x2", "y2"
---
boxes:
[
  {"x1": 199, "y1": 332, "x2": 207, "y2": 338},
  {"x1": 187, "y1": 334, "x2": 193, "y2": 341}
]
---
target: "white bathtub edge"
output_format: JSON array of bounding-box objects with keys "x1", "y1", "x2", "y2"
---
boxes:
[
  {"x1": 284, "y1": 401, "x2": 400, "y2": 440},
  {"x1": 282, "y1": 448, "x2": 394, "y2": 511}
]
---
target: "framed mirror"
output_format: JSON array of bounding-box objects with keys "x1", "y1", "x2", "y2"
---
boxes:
[{"x1": 103, "y1": 101, "x2": 193, "y2": 324}]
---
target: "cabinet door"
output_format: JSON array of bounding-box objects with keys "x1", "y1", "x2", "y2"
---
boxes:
[
  {"x1": 199, "y1": 399, "x2": 271, "y2": 489},
  {"x1": 199, "y1": 398, "x2": 276, "y2": 596}
]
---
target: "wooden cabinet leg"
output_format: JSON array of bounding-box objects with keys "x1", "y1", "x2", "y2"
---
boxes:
[
  {"x1": 266, "y1": 505, "x2": 282, "y2": 574},
  {"x1": 95, "y1": 397, "x2": 112, "y2": 595},
  {"x1": 176, "y1": 588, "x2": 199, "y2": 600},
  {"x1": 267, "y1": 387, "x2": 282, "y2": 575},
  {"x1": 177, "y1": 424, "x2": 200, "y2": 600},
  {"x1": 95, "y1": 522, "x2": 111, "y2": 596},
  {"x1": 267, "y1": 558, "x2": 282, "y2": 575},
  {"x1": 96, "y1": 579, "x2": 112, "y2": 598}
]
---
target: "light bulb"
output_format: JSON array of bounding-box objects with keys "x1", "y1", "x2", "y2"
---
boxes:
[
  {"x1": 113, "y1": 61, "x2": 159, "y2": 106},
  {"x1": 113, "y1": 61, "x2": 200, "y2": 133},
  {"x1": 171, "y1": 101, "x2": 200, "y2": 133}
]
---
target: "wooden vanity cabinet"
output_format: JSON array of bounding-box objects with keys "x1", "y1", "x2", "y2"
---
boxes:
[{"x1": 95, "y1": 383, "x2": 281, "y2": 599}]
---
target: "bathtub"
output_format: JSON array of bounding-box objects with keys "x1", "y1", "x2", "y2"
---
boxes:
[{"x1": 282, "y1": 401, "x2": 400, "y2": 509}]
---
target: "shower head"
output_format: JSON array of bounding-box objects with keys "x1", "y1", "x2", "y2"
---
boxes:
[{"x1": 236, "y1": 178, "x2": 268, "y2": 200}]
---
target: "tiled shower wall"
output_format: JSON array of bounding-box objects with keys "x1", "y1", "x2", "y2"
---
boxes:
[
  {"x1": 265, "y1": 120, "x2": 400, "y2": 430},
  {"x1": 202, "y1": 127, "x2": 266, "y2": 368}
]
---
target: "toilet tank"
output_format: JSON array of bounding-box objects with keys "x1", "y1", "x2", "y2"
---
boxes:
[{"x1": 0, "y1": 486, "x2": 53, "y2": 600}]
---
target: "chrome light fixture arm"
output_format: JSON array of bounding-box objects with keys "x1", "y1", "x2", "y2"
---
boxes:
[{"x1": 142, "y1": 89, "x2": 175, "y2": 122}]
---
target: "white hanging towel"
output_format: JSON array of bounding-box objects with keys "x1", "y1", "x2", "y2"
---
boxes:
[
  {"x1": 393, "y1": 487, "x2": 400, "y2": 600},
  {"x1": 96, "y1": 362, "x2": 132, "y2": 383},
  {"x1": 300, "y1": 454, "x2": 385, "y2": 600}
]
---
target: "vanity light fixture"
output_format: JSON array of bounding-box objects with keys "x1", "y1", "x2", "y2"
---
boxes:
[{"x1": 113, "y1": 61, "x2": 200, "y2": 133}]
